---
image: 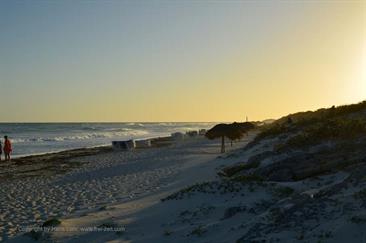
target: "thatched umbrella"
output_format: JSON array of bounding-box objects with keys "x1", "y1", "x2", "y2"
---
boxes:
[
  {"x1": 205, "y1": 124, "x2": 230, "y2": 153},
  {"x1": 205, "y1": 122, "x2": 256, "y2": 153}
]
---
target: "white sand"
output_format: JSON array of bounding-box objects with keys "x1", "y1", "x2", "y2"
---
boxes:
[
  {"x1": 8, "y1": 131, "x2": 364, "y2": 243},
  {"x1": 2, "y1": 134, "x2": 255, "y2": 242}
]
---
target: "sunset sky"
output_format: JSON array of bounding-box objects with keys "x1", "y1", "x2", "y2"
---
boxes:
[{"x1": 0, "y1": 1, "x2": 365, "y2": 122}]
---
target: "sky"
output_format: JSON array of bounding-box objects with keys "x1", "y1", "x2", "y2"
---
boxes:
[{"x1": 0, "y1": 0, "x2": 365, "y2": 122}]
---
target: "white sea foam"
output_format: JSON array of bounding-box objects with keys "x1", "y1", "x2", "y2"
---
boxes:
[
  {"x1": 12, "y1": 130, "x2": 150, "y2": 143},
  {"x1": 1, "y1": 123, "x2": 215, "y2": 157}
]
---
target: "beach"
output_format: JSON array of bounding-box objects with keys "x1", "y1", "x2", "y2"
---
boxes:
[
  {"x1": 1, "y1": 133, "x2": 254, "y2": 242},
  {"x1": 2, "y1": 1, "x2": 363, "y2": 242},
  {"x1": 5, "y1": 106, "x2": 366, "y2": 243}
]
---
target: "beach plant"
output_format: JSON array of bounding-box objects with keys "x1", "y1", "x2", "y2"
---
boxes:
[
  {"x1": 268, "y1": 207, "x2": 285, "y2": 224},
  {"x1": 42, "y1": 218, "x2": 61, "y2": 227},
  {"x1": 219, "y1": 160, "x2": 261, "y2": 177},
  {"x1": 250, "y1": 100, "x2": 366, "y2": 149},
  {"x1": 99, "y1": 205, "x2": 108, "y2": 211},
  {"x1": 231, "y1": 174, "x2": 264, "y2": 183},
  {"x1": 271, "y1": 186, "x2": 294, "y2": 198},
  {"x1": 282, "y1": 118, "x2": 366, "y2": 149},
  {"x1": 164, "y1": 229, "x2": 173, "y2": 236},
  {"x1": 24, "y1": 230, "x2": 44, "y2": 241},
  {"x1": 297, "y1": 232, "x2": 305, "y2": 240},
  {"x1": 353, "y1": 189, "x2": 366, "y2": 202},
  {"x1": 317, "y1": 230, "x2": 333, "y2": 241},
  {"x1": 161, "y1": 181, "x2": 218, "y2": 201},
  {"x1": 190, "y1": 225, "x2": 207, "y2": 237},
  {"x1": 222, "y1": 206, "x2": 247, "y2": 219},
  {"x1": 162, "y1": 180, "x2": 248, "y2": 201},
  {"x1": 98, "y1": 221, "x2": 119, "y2": 228},
  {"x1": 350, "y1": 215, "x2": 366, "y2": 224}
]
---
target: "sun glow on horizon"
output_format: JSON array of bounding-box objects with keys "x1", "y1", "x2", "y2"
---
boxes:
[{"x1": 0, "y1": 1, "x2": 365, "y2": 122}]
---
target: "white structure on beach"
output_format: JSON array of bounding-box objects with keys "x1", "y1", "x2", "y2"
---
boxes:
[
  {"x1": 112, "y1": 139, "x2": 136, "y2": 150},
  {"x1": 186, "y1": 130, "x2": 198, "y2": 137},
  {"x1": 199, "y1": 129, "x2": 207, "y2": 136},
  {"x1": 171, "y1": 132, "x2": 185, "y2": 140}
]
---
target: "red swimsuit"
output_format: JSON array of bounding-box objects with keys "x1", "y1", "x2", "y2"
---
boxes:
[{"x1": 4, "y1": 139, "x2": 12, "y2": 154}]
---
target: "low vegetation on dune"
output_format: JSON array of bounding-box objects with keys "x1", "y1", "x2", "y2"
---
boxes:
[
  {"x1": 159, "y1": 101, "x2": 366, "y2": 243},
  {"x1": 254, "y1": 101, "x2": 366, "y2": 142},
  {"x1": 221, "y1": 100, "x2": 366, "y2": 182},
  {"x1": 278, "y1": 118, "x2": 366, "y2": 150}
]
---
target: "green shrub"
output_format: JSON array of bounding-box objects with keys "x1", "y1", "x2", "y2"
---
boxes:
[
  {"x1": 220, "y1": 161, "x2": 261, "y2": 177},
  {"x1": 164, "y1": 229, "x2": 173, "y2": 236},
  {"x1": 255, "y1": 124, "x2": 290, "y2": 141},
  {"x1": 283, "y1": 119, "x2": 366, "y2": 149},
  {"x1": 42, "y1": 218, "x2": 61, "y2": 227},
  {"x1": 99, "y1": 222, "x2": 118, "y2": 228},
  {"x1": 350, "y1": 215, "x2": 366, "y2": 224},
  {"x1": 190, "y1": 225, "x2": 207, "y2": 236},
  {"x1": 253, "y1": 101, "x2": 366, "y2": 144},
  {"x1": 353, "y1": 189, "x2": 366, "y2": 201},
  {"x1": 161, "y1": 182, "x2": 214, "y2": 201},
  {"x1": 272, "y1": 186, "x2": 294, "y2": 198},
  {"x1": 231, "y1": 174, "x2": 264, "y2": 183}
]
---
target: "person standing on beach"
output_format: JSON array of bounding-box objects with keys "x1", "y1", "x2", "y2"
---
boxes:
[
  {"x1": 0, "y1": 140, "x2": 2, "y2": 161},
  {"x1": 4, "y1": 136, "x2": 12, "y2": 161}
]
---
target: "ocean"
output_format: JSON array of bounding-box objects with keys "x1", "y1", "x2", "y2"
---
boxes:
[{"x1": 0, "y1": 123, "x2": 215, "y2": 157}]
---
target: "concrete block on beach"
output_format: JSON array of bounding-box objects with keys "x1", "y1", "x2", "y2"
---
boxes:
[
  {"x1": 150, "y1": 136, "x2": 174, "y2": 147},
  {"x1": 135, "y1": 139, "x2": 152, "y2": 148},
  {"x1": 112, "y1": 140, "x2": 136, "y2": 150}
]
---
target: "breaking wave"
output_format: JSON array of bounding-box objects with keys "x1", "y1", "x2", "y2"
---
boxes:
[{"x1": 12, "y1": 129, "x2": 149, "y2": 144}]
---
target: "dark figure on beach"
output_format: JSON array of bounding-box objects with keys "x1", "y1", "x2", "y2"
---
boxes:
[
  {"x1": 0, "y1": 141, "x2": 2, "y2": 161},
  {"x1": 4, "y1": 136, "x2": 12, "y2": 161}
]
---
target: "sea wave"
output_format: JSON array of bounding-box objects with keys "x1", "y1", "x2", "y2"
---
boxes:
[
  {"x1": 11, "y1": 130, "x2": 149, "y2": 144},
  {"x1": 125, "y1": 123, "x2": 145, "y2": 127}
]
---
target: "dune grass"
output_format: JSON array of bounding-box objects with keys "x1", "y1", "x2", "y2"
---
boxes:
[
  {"x1": 251, "y1": 101, "x2": 366, "y2": 149},
  {"x1": 280, "y1": 118, "x2": 366, "y2": 150}
]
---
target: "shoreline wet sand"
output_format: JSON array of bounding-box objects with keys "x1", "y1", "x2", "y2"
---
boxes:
[{"x1": 0, "y1": 136, "x2": 174, "y2": 183}]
